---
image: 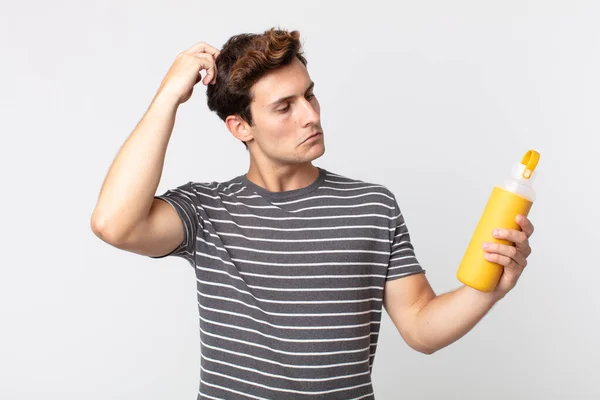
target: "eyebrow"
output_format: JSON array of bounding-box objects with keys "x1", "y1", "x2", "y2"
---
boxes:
[{"x1": 268, "y1": 82, "x2": 315, "y2": 107}]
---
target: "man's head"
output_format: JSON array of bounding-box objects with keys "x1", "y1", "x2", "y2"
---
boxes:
[{"x1": 207, "y1": 28, "x2": 324, "y2": 166}]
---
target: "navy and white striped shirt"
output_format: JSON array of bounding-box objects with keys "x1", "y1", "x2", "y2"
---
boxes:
[{"x1": 151, "y1": 167, "x2": 425, "y2": 399}]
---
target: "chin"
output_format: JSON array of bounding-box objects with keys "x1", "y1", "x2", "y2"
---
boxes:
[
  {"x1": 267, "y1": 143, "x2": 326, "y2": 165},
  {"x1": 312, "y1": 145, "x2": 326, "y2": 160},
  {"x1": 302, "y1": 143, "x2": 326, "y2": 163}
]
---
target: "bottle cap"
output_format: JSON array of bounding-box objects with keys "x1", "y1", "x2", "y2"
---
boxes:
[{"x1": 511, "y1": 149, "x2": 540, "y2": 185}]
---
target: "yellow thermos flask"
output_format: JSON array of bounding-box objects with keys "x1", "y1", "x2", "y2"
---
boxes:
[{"x1": 457, "y1": 149, "x2": 540, "y2": 292}]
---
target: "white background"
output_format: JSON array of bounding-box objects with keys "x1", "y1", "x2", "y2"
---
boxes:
[{"x1": 1, "y1": 0, "x2": 598, "y2": 399}]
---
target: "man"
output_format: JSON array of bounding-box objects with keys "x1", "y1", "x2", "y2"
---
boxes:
[{"x1": 91, "y1": 28, "x2": 535, "y2": 399}]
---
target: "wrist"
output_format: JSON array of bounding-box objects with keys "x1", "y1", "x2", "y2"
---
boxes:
[
  {"x1": 464, "y1": 285, "x2": 503, "y2": 306},
  {"x1": 153, "y1": 89, "x2": 181, "y2": 109}
]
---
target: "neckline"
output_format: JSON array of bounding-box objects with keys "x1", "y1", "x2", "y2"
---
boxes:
[{"x1": 238, "y1": 167, "x2": 326, "y2": 201}]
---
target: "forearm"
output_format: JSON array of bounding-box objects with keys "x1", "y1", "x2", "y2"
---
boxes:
[
  {"x1": 412, "y1": 285, "x2": 501, "y2": 354},
  {"x1": 91, "y1": 91, "x2": 179, "y2": 241}
]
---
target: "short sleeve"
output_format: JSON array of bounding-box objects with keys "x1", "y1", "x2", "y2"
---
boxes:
[
  {"x1": 387, "y1": 195, "x2": 425, "y2": 281},
  {"x1": 149, "y1": 181, "x2": 201, "y2": 267}
]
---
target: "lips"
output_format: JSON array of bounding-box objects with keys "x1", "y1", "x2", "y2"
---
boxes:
[{"x1": 302, "y1": 132, "x2": 322, "y2": 143}]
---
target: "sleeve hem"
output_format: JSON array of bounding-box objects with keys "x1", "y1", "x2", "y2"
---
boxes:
[
  {"x1": 385, "y1": 269, "x2": 426, "y2": 282},
  {"x1": 148, "y1": 196, "x2": 188, "y2": 259}
]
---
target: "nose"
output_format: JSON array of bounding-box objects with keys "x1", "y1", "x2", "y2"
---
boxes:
[{"x1": 299, "y1": 97, "x2": 320, "y2": 127}]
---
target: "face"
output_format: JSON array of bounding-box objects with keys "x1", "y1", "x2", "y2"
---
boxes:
[{"x1": 243, "y1": 57, "x2": 325, "y2": 166}]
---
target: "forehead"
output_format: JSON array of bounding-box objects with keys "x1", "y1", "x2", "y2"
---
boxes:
[{"x1": 250, "y1": 58, "x2": 312, "y2": 104}]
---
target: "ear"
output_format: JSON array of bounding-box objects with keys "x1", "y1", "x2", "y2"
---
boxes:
[{"x1": 225, "y1": 115, "x2": 253, "y2": 144}]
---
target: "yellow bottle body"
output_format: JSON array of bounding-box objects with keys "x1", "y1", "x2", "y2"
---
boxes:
[{"x1": 457, "y1": 186, "x2": 533, "y2": 292}]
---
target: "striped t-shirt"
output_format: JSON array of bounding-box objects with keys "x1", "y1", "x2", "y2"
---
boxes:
[{"x1": 151, "y1": 166, "x2": 425, "y2": 399}]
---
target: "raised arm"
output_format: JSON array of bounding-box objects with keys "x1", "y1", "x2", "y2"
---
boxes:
[{"x1": 90, "y1": 41, "x2": 220, "y2": 257}]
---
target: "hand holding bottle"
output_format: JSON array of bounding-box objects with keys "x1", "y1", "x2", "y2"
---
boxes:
[
  {"x1": 457, "y1": 149, "x2": 540, "y2": 296},
  {"x1": 481, "y1": 214, "x2": 535, "y2": 300}
]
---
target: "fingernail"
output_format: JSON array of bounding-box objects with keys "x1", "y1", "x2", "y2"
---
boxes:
[{"x1": 482, "y1": 242, "x2": 490, "y2": 249}]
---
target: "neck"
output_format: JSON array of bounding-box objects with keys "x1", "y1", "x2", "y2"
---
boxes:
[{"x1": 245, "y1": 159, "x2": 320, "y2": 193}]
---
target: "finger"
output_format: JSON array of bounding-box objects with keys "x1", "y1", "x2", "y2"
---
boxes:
[
  {"x1": 185, "y1": 41, "x2": 221, "y2": 58},
  {"x1": 492, "y1": 228, "x2": 529, "y2": 252},
  {"x1": 203, "y1": 65, "x2": 217, "y2": 85},
  {"x1": 516, "y1": 214, "x2": 535, "y2": 238},
  {"x1": 190, "y1": 53, "x2": 217, "y2": 85},
  {"x1": 483, "y1": 242, "x2": 528, "y2": 268},
  {"x1": 484, "y1": 251, "x2": 527, "y2": 270}
]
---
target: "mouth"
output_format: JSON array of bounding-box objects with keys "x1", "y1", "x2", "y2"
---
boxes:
[{"x1": 302, "y1": 132, "x2": 323, "y2": 144}]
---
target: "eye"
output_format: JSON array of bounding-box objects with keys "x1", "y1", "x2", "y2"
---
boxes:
[
  {"x1": 306, "y1": 93, "x2": 315, "y2": 100},
  {"x1": 277, "y1": 104, "x2": 290, "y2": 113}
]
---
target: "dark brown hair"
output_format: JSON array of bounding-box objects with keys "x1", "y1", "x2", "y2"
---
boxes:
[{"x1": 206, "y1": 28, "x2": 308, "y2": 149}]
